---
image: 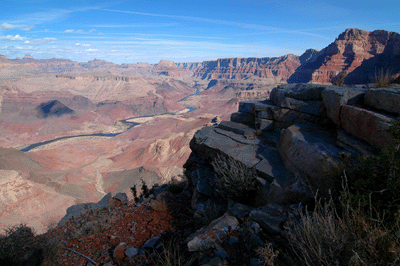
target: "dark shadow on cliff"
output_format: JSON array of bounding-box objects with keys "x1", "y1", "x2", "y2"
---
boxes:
[
  {"x1": 344, "y1": 52, "x2": 400, "y2": 85},
  {"x1": 287, "y1": 54, "x2": 326, "y2": 84}
]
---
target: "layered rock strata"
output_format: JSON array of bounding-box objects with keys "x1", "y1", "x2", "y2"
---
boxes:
[
  {"x1": 177, "y1": 55, "x2": 301, "y2": 82},
  {"x1": 186, "y1": 84, "x2": 400, "y2": 211},
  {"x1": 289, "y1": 29, "x2": 400, "y2": 84}
]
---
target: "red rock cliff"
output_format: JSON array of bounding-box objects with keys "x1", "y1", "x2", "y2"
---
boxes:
[
  {"x1": 288, "y1": 28, "x2": 400, "y2": 84},
  {"x1": 177, "y1": 54, "x2": 301, "y2": 82}
]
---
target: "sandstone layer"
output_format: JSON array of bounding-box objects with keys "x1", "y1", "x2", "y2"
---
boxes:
[{"x1": 177, "y1": 54, "x2": 301, "y2": 82}]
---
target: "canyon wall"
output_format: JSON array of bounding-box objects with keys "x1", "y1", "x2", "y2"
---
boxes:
[
  {"x1": 177, "y1": 54, "x2": 301, "y2": 82},
  {"x1": 175, "y1": 29, "x2": 400, "y2": 85},
  {"x1": 289, "y1": 29, "x2": 400, "y2": 84}
]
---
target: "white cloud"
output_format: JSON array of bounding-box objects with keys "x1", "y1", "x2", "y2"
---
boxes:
[
  {"x1": 76, "y1": 30, "x2": 84, "y2": 33},
  {"x1": 0, "y1": 35, "x2": 27, "y2": 41},
  {"x1": 21, "y1": 25, "x2": 35, "y2": 31},
  {"x1": 64, "y1": 29, "x2": 74, "y2": 33},
  {"x1": 75, "y1": 43, "x2": 90, "y2": 47},
  {"x1": 44, "y1": 29, "x2": 49, "y2": 31},
  {"x1": 85, "y1": 49, "x2": 98, "y2": 52},
  {"x1": 89, "y1": 29, "x2": 96, "y2": 32},
  {"x1": 89, "y1": 23, "x2": 177, "y2": 28},
  {"x1": 0, "y1": 22, "x2": 18, "y2": 30},
  {"x1": 98, "y1": 32, "x2": 103, "y2": 35},
  {"x1": 24, "y1": 37, "x2": 57, "y2": 45}
]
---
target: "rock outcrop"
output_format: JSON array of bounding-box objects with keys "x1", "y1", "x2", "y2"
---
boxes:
[{"x1": 185, "y1": 84, "x2": 400, "y2": 210}]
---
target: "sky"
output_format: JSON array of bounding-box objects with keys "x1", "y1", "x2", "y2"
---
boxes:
[{"x1": 1, "y1": 0, "x2": 399, "y2": 64}]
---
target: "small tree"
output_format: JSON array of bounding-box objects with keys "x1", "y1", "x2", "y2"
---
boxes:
[{"x1": 130, "y1": 185, "x2": 139, "y2": 203}]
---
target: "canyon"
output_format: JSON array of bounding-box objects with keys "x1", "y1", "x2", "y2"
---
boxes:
[{"x1": 0, "y1": 28, "x2": 400, "y2": 236}]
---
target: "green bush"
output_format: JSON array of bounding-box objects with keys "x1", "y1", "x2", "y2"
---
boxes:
[{"x1": 211, "y1": 154, "x2": 260, "y2": 204}]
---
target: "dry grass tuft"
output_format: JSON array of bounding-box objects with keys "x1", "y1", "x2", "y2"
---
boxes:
[
  {"x1": 333, "y1": 71, "x2": 347, "y2": 86},
  {"x1": 257, "y1": 243, "x2": 279, "y2": 266},
  {"x1": 373, "y1": 68, "x2": 392, "y2": 88},
  {"x1": 211, "y1": 154, "x2": 260, "y2": 204},
  {"x1": 152, "y1": 238, "x2": 182, "y2": 266},
  {"x1": 284, "y1": 192, "x2": 400, "y2": 266}
]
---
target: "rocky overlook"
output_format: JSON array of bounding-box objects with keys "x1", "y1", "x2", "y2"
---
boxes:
[
  {"x1": 1, "y1": 28, "x2": 400, "y2": 265},
  {"x1": 187, "y1": 83, "x2": 399, "y2": 207},
  {"x1": 32, "y1": 83, "x2": 400, "y2": 265}
]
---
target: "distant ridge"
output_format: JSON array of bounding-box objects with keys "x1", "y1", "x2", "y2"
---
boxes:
[
  {"x1": 3, "y1": 28, "x2": 400, "y2": 84},
  {"x1": 176, "y1": 54, "x2": 302, "y2": 83}
]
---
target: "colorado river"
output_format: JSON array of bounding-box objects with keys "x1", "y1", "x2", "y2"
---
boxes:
[
  {"x1": 19, "y1": 89, "x2": 200, "y2": 152},
  {"x1": 20, "y1": 119, "x2": 139, "y2": 152}
]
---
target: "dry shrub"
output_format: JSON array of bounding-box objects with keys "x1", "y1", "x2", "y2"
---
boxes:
[
  {"x1": 257, "y1": 243, "x2": 279, "y2": 266},
  {"x1": 211, "y1": 154, "x2": 260, "y2": 204},
  {"x1": 333, "y1": 71, "x2": 347, "y2": 86},
  {"x1": 285, "y1": 194, "x2": 400, "y2": 266},
  {"x1": 0, "y1": 224, "x2": 59, "y2": 265},
  {"x1": 373, "y1": 68, "x2": 392, "y2": 88},
  {"x1": 151, "y1": 238, "x2": 182, "y2": 266}
]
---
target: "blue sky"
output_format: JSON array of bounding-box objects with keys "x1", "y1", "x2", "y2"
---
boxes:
[{"x1": 1, "y1": 0, "x2": 399, "y2": 64}]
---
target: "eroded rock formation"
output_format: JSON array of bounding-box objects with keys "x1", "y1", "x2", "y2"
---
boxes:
[
  {"x1": 177, "y1": 55, "x2": 301, "y2": 82},
  {"x1": 289, "y1": 29, "x2": 400, "y2": 84},
  {"x1": 185, "y1": 84, "x2": 400, "y2": 212}
]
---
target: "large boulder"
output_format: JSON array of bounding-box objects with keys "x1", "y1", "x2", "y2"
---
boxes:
[
  {"x1": 336, "y1": 130, "x2": 377, "y2": 156},
  {"x1": 272, "y1": 108, "x2": 330, "y2": 127},
  {"x1": 364, "y1": 88, "x2": 400, "y2": 116},
  {"x1": 186, "y1": 214, "x2": 239, "y2": 252},
  {"x1": 270, "y1": 84, "x2": 326, "y2": 106},
  {"x1": 190, "y1": 126, "x2": 261, "y2": 169},
  {"x1": 230, "y1": 112, "x2": 255, "y2": 125},
  {"x1": 321, "y1": 86, "x2": 366, "y2": 125},
  {"x1": 340, "y1": 105, "x2": 394, "y2": 150},
  {"x1": 278, "y1": 97, "x2": 325, "y2": 117},
  {"x1": 278, "y1": 123, "x2": 344, "y2": 196}
]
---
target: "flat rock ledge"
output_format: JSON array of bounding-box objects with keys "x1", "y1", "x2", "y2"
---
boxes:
[{"x1": 187, "y1": 83, "x2": 400, "y2": 209}]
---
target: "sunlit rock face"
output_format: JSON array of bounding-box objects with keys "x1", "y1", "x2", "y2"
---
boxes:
[
  {"x1": 177, "y1": 54, "x2": 301, "y2": 83},
  {"x1": 288, "y1": 28, "x2": 400, "y2": 84}
]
